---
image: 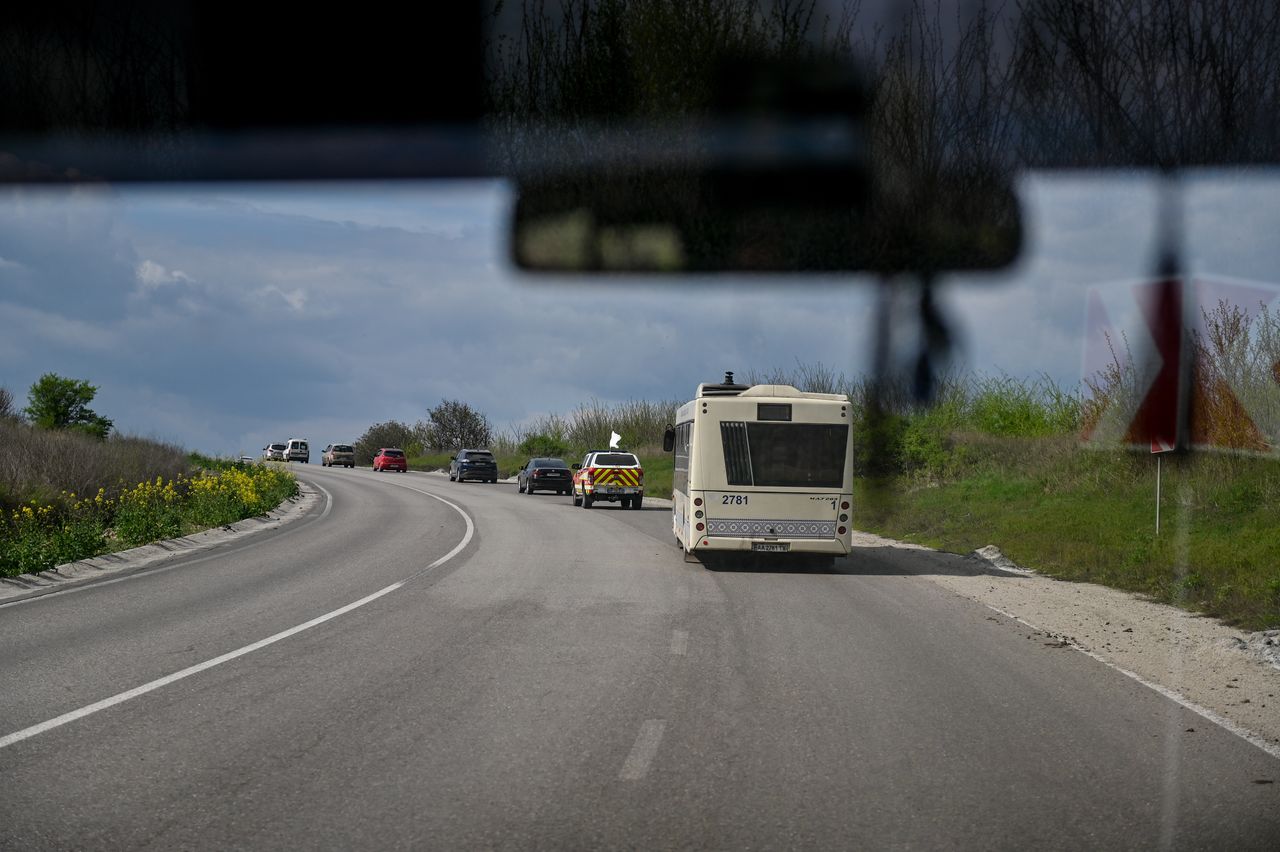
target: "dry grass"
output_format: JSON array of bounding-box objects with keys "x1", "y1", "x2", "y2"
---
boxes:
[
  {"x1": 0, "y1": 420, "x2": 190, "y2": 513},
  {"x1": 1083, "y1": 299, "x2": 1280, "y2": 451}
]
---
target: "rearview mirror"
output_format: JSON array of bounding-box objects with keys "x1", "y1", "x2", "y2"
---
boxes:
[
  {"x1": 513, "y1": 162, "x2": 1021, "y2": 274},
  {"x1": 509, "y1": 51, "x2": 1019, "y2": 276},
  {"x1": 663, "y1": 426, "x2": 675, "y2": 453}
]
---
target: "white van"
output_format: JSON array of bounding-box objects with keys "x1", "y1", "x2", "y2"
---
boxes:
[{"x1": 285, "y1": 438, "x2": 309, "y2": 463}]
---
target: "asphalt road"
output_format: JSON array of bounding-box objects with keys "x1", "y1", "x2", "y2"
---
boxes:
[{"x1": 1, "y1": 466, "x2": 1277, "y2": 850}]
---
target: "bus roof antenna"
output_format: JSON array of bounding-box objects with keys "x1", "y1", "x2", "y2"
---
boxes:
[{"x1": 725, "y1": 371, "x2": 735, "y2": 384}]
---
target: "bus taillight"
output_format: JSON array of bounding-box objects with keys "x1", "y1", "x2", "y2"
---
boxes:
[
  {"x1": 841, "y1": 501, "x2": 850, "y2": 510},
  {"x1": 694, "y1": 497, "x2": 703, "y2": 507}
]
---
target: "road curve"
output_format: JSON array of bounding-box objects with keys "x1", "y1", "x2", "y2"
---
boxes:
[{"x1": 0, "y1": 465, "x2": 1277, "y2": 850}]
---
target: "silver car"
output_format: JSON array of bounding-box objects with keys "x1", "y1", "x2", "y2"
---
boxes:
[{"x1": 322, "y1": 444, "x2": 355, "y2": 468}]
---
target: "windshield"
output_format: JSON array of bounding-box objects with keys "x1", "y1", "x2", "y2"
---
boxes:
[{"x1": 2, "y1": 4, "x2": 1278, "y2": 849}]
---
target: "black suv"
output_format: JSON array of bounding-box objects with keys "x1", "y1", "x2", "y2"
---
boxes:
[{"x1": 449, "y1": 449, "x2": 498, "y2": 483}]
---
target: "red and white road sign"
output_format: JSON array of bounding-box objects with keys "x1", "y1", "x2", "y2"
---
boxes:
[{"x1": 1083, "y1": 275, "x2": 1280, "y2": 453}]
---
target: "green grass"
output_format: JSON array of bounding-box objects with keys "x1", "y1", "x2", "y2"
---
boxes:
[
  {"x1": 858, "y1": 436, "x2": 1280, "y2": 631},
  {"x1": 638, "y1": 454, "x2": 673, "y2": 499},
  {"x1": 1, "y1": 457, "x2": 298, "y2": 577}
]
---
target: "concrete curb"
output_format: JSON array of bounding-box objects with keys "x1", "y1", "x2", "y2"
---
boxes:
[{"x1": 0, "y1": 482, "x2": 322, "y2": 604}]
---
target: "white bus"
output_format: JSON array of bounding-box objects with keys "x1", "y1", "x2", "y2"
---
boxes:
[{"x1": 663, "y1": 373, "x2": 854, "y2": 560}]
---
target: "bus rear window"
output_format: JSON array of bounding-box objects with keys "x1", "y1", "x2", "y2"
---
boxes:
[{"x1": 720, "y1": 423, "x2": 847, "y2": 488}]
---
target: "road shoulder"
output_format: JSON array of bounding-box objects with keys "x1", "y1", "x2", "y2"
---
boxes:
[{"x1": 849, "y1": 530, "x2": 1280, "y2": 755}]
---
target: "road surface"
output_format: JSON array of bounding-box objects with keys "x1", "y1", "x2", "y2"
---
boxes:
[{"x1": 1, "y1": 466, "x2": 1277, "y2": 849}]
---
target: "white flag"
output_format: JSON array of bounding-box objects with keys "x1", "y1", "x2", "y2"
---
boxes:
[{"x1": 609, "y1": 431, "x2": 622, "y2": 449}]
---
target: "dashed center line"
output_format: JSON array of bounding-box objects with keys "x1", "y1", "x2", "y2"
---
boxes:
[
  {"x1": 619, "y1": 719, "x2": 666, "y2": 781},
  {"x1": 670, "y1": 629, "x2": 689, "y2": 656}
]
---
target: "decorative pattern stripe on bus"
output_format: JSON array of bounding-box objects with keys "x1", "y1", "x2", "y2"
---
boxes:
[
  {"x1": 591, "y1": 468, "x2": 641, "y2": 487},
  {"x1": 706, "y1": 520, "x2": 837, "y2": 538}
]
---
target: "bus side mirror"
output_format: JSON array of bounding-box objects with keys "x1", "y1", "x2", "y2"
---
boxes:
[{"x1": 663, "y1": 426, "x2": 675, "y2": 453}]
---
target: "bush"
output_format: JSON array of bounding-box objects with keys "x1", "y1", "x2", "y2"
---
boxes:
[
  {"x1": 0, "y1": 464, "x2": 298, "y2": 576},
  {"x1": 23, "y1": 373, "x2": 113, "y2": 439},
  {"x1": 518, "y1": 432, "x2": 569, "y2": 458},
  {"x1": 113, "y1": 477, "x2": 184, "y2": 547},
  {"x1": 353, "y1": 421, "x2": 418, "y2": 465}
]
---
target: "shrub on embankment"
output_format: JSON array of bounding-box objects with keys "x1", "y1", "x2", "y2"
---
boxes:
[{"x1": 0, "y1": 422, "x2": 297, "y2": 577}]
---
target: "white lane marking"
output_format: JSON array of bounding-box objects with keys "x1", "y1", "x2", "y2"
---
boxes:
[
  {"x1": 0, "y1": 481, "x2": 335, "y2": 611},
  {"x1": 985, "y1": 606, "x2": 1280, "y2": 762},
  {"x1": 670, "y1": 629, "x2": 689, "y2": 656},
  {"x1": 619, "y1": 719, "x2": 666, "y2": 781},
  {"x1": 0, "y1": 583, "x2": 401, "y2": 749},
  {"x1": 312, "y1": 480, "x2": 335, "y2": 521},
  {"x1": 0, "y1": 480, "x2": 474, "y2": 751}
]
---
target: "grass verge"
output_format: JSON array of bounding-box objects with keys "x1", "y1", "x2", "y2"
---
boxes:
[
  {"x1": 1, "y1": 456, "x2": 298, "y2": 578},
  {"x1": 857, "y1": 435, "x2": 1280, "y2": 631}
]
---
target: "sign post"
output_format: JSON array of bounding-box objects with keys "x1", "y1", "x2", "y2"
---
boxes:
[{"x1": 1151, "y1": 437, "x2": 1174, "y2": 534}]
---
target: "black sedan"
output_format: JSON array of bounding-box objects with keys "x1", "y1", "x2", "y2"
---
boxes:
[{"x1": 516, "y1": 458, "x2": 572, "y2": 495}]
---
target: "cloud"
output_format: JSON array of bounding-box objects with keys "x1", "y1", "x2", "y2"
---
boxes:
[
  {"x1": 259, "y1": 285, "x2": 308, "y2": 312},
  {"x1": 0, "y1": 301, "x2": 119, "y2": 352},
  {"x1": 135, "y1": 259, "x2": 193, "y2": 291}
]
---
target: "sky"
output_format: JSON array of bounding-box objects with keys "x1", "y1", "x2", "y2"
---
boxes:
[{"x1": 2, "y1": 171, "x2": 1279, "y2": 457}]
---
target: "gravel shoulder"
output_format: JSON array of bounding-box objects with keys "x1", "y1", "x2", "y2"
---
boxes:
[
  {"x1": 0, "y1": 482, "x2": 321, "y2": 604},
  {"x1": 850, "y1": 530, "x2": 1280, "y2": 754}
]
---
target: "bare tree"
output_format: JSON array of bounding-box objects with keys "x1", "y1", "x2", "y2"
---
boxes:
[
  {"x1": 1011, "y1": 0, "x2": 1280, "y2": 167},
  {"x1": 424, "y1": 400, "x2": 493, "y2": 451}
]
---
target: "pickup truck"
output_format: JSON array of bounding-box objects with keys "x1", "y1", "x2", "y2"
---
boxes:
[{"x1": 572, "y1": 451, "x2": 644, "y2": 509}]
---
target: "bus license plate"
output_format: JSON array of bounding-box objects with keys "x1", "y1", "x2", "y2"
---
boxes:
[{"x1": 752, "y1": 542, "x2": 790, "y2": 553}]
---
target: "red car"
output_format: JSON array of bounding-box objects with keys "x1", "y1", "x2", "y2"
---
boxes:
[{"x1": 372, "y1": 448, "x2": 408, "y2": 472}]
